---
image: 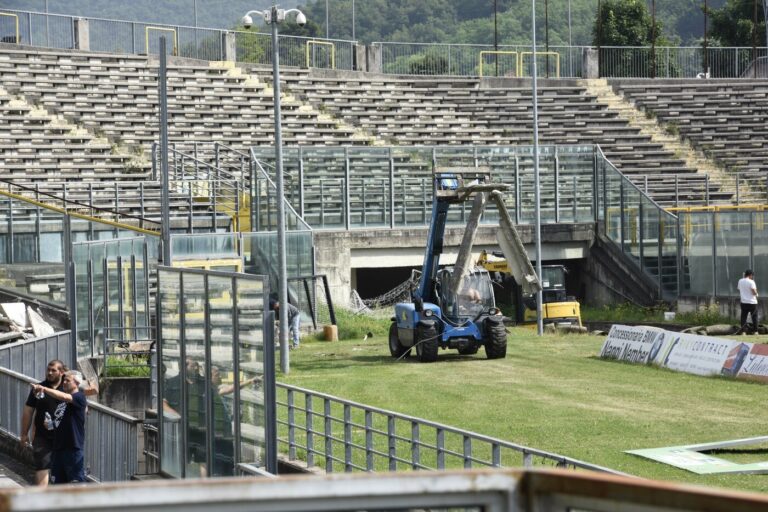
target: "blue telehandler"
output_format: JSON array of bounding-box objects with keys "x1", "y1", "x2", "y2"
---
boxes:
[{"x1": 390, "y1": 169, "x2": 541, "y2": 362}]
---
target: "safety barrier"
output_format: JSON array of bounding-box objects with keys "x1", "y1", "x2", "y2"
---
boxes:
[
  {"x1": 0, "y1": 331, "x2": 73, "y2": 377},
  {"x1": 277, "y1": 382, "x2": 624, "y2": 475},
  {"x1": 6, "y1": 468, "x2": 768, "y2": 511},
  {"x1": 0, "y1": 366, "x2": 139, "y2": 482}
]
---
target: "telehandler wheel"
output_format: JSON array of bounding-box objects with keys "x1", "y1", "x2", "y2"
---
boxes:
[
  {"x1": 415, "y1": 323, "x2": 439, "y2": 363},
  {"x1": 484, "y1": 323, "x2": 507, "y2": 359},
  {"x1": 388, "y1": 322, "x2": 411, "y2": 358}
]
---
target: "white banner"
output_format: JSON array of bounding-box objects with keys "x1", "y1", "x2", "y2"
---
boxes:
[
  {"x1": 600, "y1": 325, "x2": 768, "y2": 382},
  {"x1": 600, "y1": 325, "x2": 668, "y2": 364}
]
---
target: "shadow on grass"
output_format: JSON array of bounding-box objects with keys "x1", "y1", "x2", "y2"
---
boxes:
[{"x1": 289, "y1": 352, "x2": 502, "y2": 371}]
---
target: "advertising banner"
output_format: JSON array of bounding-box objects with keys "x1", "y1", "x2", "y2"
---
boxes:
[
  {"x1": 736, "y1": 343, "x2": 768, "y2": 382},
  {"x1": 600, "y1": 325, "x2": 768, "y2": 382},
  {"x1": 599, "y1": 325, "x2": 668, "y2": 364}
]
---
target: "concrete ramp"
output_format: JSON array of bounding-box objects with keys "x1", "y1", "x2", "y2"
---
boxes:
[{"x1": 490, "y1": 191, "x2": 541, "y2": 296}]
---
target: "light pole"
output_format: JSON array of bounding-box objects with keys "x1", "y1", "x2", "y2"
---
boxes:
[
  {"x1": 568, "y1": 0, "x2": 573, "y2": 76},
  {"x1": 352, "y1": 0, "x2": 355, "y2": 40},
  {"x1": 531, "y1": 0, "x2": 543, "y2": 336},
  {"x1": 494, "y1": 0, "x2": 498, "y2": 76},
  {"x1": 242, "y1": 6, "x2": 307, "y2": 374}
]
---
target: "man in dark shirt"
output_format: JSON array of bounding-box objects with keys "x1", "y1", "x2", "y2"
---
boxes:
[
  {"x1": 33, "y1": 370, "x2": 88, "y2": 484},
  {"x1": 270, "y1": 298, "x2": 302, "y2": 349},
  {"x1": 20, "y1": 359, "x2": 65, "y2": 487}
]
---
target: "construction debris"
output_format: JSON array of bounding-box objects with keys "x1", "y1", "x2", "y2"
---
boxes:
[{"x1": 0, "y1": 302, "x2": 56, "y2": 345}]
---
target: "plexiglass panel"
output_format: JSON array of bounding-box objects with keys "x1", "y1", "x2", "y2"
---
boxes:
[
  {"x1": 159, "y1": 270, "x2": 183, "y2": 478},
  {"x1": 714, "y1": 212, "x2": 753, "y2": 297},
  {"x1": 158, "y1": 267, "x2": 272, "y2": 478}
]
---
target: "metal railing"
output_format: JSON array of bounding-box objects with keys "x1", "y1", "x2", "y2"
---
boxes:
[
  {"x1": 7, "y1": 467, "x2": 768, "y2": 512},
  {"x1": 0, "y1": 331, "x2": 73, "y2": 377},
  {"x1": 374, "y1": 42, "x2": 584, "y2": 77},
  {"x1": 276, "y1": 383, "x2": 625, "y2": 475},
  {"x1": 0, "y1": 366, "x2": 139, "y2": 482},
  {"x1": 596, "y1": 146, "x2": 680, "y2": 299},
  {"x1": 0, "y1": 9, "x2": 355, "y2": 69},
  {"x1": 1, "y1": 9, "x2": 766, "y2": 79},
  {"x1": 599, "y1": 45, "x2": 768, "y2": 78}
]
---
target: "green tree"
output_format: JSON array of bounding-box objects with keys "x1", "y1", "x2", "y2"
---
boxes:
[
  {"x1": 593, "y1": 0, "x2": 670, "y2": 77},
  {"x1": 708, "y1": 0, "x2": 766, "y2": 46}
]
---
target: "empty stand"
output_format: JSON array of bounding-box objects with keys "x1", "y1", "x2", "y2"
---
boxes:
[{"x1": 611, "y1": 78, "x2": 768, "y2": 201}]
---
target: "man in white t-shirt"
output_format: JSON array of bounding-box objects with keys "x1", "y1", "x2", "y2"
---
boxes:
[{"x1": 737, "y1": 269, "x2": 758, "y2": 334}]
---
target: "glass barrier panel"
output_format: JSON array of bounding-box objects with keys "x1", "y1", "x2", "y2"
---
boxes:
[
  {"x1": 158, "y1": 269, "x2": 183, "y2": 478},
  {"x1": 171, "y1": 233, "x2": 238, "y2": 260},
  {"x1": 660, "y1": 211, "x2": 679, "y2": 297},
  {"x1": 604, "y1": 163, "x2": 622, "y2": 243},
  {"x1": 181, "y1": 272, "x2": 208, "y2": 478},
  {"x1": 754, "y1": 212, "x2": 768, "y2": 294},
  {"x1": 680, "y1": 212, "x2": 715, "y2": 296},
  {"x1": 207, "y1": 274, "x2": 235, "y2": 477},
  {"x1": 622, "y1": 179, "x2": 641, "y2": 263},
  {"x1": 236, "y1": 278, "x2": 268, "y2": 468},
  {"x1": 640, "y1": 195, "x2": 660, "y2": 281},
  {"x1": 715, "y1": 212, "x2": 752, "y2": 297}
]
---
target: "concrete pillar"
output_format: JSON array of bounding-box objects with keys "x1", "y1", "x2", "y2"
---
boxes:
[
  {"x1": 223, "y1": 31, "x2": 237, "y2": 62},
  {"x1": 354, "y1": 44, "x2": 367, "y2": 71},
  {"x1": 582, "y1": 47, "x2": 599, "y2": 78},
  {"x1": 366, "y1": 44, "x2": 382, "y2": 74},
  {"x1": 74, "y1": 18, "x2": 89, "y2": 51}
]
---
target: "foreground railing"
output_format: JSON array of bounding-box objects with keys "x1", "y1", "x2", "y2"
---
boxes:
[
  {"x1": 0, "y1": 367, "x2": 139, "y2": 482},
  {"x1": 0, "y1": 331, "x2": 73, "y2": 377},
  {"x1": 5, "y1": 468, "x2": 768, "y2": 512},
  {"x1": 277, "y1": 383, "x2": 625, "y2": 475}
]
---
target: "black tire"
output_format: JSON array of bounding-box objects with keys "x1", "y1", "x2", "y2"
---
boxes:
[
  {"x1": 485, "y1": 323, "x2": 507, "y2": 359},
  {"x1": 388, "y1": 322, "x2": 410, "y2": 359},
  {"x1": 457, "y1": 344, "x2": 479, "y2": 355},
  {"x1": 415, "y1": 323, "x2": 439, "y2": 363}
]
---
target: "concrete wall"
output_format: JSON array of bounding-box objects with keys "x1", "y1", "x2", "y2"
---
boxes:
[
  {"x1": 314, "y1": 223, "x2": 595, "y2": 307},
  {"x1": 678, "y1": 295, "x2": 768, "y2": 321},
  {"x1": 583, "y1": 232, "x2": 661, "y2": 307}
]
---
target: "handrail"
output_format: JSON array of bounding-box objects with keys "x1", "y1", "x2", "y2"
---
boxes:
[
  {"x1": 0, "y1": 187, "x2": 160, "y2": 236},
  {"x1": 277, "y1": 382, "x2": 627, "y2": 475},
  {"x1": 0, "y1": 179, "x2": 162, "y2": 232}
]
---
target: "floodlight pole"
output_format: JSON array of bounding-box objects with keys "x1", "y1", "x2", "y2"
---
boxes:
[
  {"x1": 494, "y1": 0, "x2": 499, "y2": 76},
  {"x1": 270, "y1": 8, "x2": 290, "y2": 374},
  {"x1": 531, "y1": 0, "x2": 543, "y2": 336},
  {"x1": 159, "y1": 36, "x2": 171, "y2": 267},
  {"x1": 244, "y1": 6, "x2": 306, "y2": 374},
  {"x1": 704, "y1": 0, "x2": 709, "y2": 75}
]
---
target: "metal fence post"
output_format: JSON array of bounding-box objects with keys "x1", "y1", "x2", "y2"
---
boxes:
[
  {"x1": 324, "y1": 399, "x2": 333, "y2": 472},
  {"x1": 411, "y1": 421, "x2": 420, "y2": 470},
  {"x1": 365, "y1": 410, "x2": 373, "y2": 471},
  {"x1": 287, "y1": 389, "x2": 296, "y2": 460},
  {"x1": 305, "y1": 394, "x2": 314, "y2": 468},
  {"x1": 344, "y1": 404, "x2": 352, "y2": 472},
  {"x1": 387, "y1": 415, "x2": 396, "y2": 471},
  {"x1": 463, "y1": 435, "x2": 472, "y2": 469},
  {"x1": 436, "y1": 427, "x2": 445, "y2": 469}
]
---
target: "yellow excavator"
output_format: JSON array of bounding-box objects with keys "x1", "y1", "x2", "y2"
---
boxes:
[{"x1": 477, "y1": 250, "x2": 582, "y2": 327}]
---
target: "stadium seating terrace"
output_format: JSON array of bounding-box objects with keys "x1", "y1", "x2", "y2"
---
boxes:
[{"x1": 2, "y1": 43, "x2": 764, "y2": 214}]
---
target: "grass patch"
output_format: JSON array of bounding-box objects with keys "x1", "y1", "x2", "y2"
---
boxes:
[
  {"x1": 582, "y1": 302, "x2": 734, "y2": 326},
  {"x1": 308, "y1": 308, "x2": 390, "y2": 342},
  {"x1": 281, "y1": 328, "x2": 768, "y2": 494},
  {"x1": 103, "y1": 356, "x2": 151, "y2": 377}
]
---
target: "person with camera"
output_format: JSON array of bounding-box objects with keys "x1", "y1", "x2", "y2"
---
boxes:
[{"x1": 32, "y1": 370, "x2": 88, "y2": 484}]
